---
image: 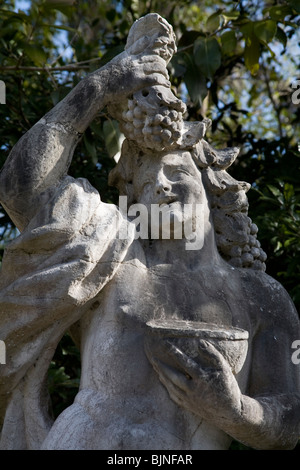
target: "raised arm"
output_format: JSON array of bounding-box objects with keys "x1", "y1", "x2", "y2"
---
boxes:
[{"x1": 0, "y1": 48, "x2": 170, "y2": 231}]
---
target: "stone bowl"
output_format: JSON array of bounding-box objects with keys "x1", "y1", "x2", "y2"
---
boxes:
[{"x1": 144, "y1": 319, "x2": 249, "y2": 375}]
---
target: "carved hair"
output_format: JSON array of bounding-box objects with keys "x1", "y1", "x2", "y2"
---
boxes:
[
  {"x1": 191, "y1": 140, "x2": 267, "y2": 270},
  {"x1": 108, "y1": 138, "x2": 267, "y2": 271}
]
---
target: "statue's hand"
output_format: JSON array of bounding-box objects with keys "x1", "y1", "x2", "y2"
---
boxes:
[
  {"x1": 103, "y1": 50, "x2": 171, "y2": 105},
  {"x1": 148, "y1": 339, "x2": 243, "y2": 424}
]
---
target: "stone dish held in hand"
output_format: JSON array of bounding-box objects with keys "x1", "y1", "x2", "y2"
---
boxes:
[{"x1": 145, "y1": 319, "x2": 249, "y2": 375}]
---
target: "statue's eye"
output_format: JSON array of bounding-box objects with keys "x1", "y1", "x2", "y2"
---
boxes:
[
  {"x1": 141, "y1": 181, "x2": 152, "y2": 190},
  {"x1": 171, "y1": 168, "x2": 191, "y2": 178}
]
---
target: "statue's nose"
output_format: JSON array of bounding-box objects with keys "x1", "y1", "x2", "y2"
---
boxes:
[
  {"x1": 155, "y1": 171, "x2": 171, "y2": 195},
  {"x1": 155, "y1": 179, "x2": 171, "y2": 195}
]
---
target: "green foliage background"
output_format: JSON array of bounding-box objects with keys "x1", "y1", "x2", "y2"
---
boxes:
[{"x1": 0, "y1": 0, "x2": 299, "y2": 449}]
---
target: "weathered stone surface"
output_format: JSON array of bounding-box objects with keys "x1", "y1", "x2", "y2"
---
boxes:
[{"x1": 0, "y1": 13, "x2": 299, "y2": 450}]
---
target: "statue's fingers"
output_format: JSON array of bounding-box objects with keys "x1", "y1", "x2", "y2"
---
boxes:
[
  {"x1": 142, "y1": 61, "x2": 169, "y2": 79},
  {"x1": 151, "y1": 73, "x2": 170, "y2": 86},
  {"x1": 155, "y1": 370, "x2": 187, "y2": 407},
  {"x1": 163, "y1": 340, "x2": 230, "y2": 381},
  {"x1": 126, "y1": 36, "x2": 155, "y2": 55},
  {"x1": 197, "y1": 339, "x2": 230, "y2": 370},
  {"x1": 154, "y1": 358, "x2": 192, "y2": 393},
  {"x1": 139, "y1": 54, "x2": 167, "y2": 66},
  {"x1": 163, "y1": 341, "x2": 206, "y2": 380},
  {"x1": 140, "y1": 72, "x2": 171, "y2": 88},
  {"x1": 127, "y1": 36, "x2": 169, "y2": 57}
]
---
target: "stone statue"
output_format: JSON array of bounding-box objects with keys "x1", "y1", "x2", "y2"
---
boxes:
[{"x1": 0, "y1": 13, "x2": 299, "y2": 450}]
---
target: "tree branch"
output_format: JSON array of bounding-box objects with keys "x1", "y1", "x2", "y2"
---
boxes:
[{"x1": 0, "y1": 65, "x2": 90, "y2": 72}]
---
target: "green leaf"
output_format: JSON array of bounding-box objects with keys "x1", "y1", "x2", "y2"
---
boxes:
[
  {"x1": 222, "y1": 11, "x2": 240, "y2": 22},
  {"x1": 23, "y1": 44, "x2": 47, "y2": 66},
  {"x1": 221, "y1": 30, "x2": 237, "y2": 55},
  {"x1": 258, "y1": 196, "x2": 282, "y2": 206},
  {"x1": 275, "y1": 26, "x2": 287, "y2": 48},
  {"x1": 254, "y1": 20, "x2": 277, "y2": 45},
  {"x1": 103, "y1": 120, "x2": 122, "y2": 159},
  {"x1": 267, "y1": 184, "x2": 284, "y2": 204},
  {"x1": 274, "y1": 240, "x2": 283, "y2": 253},
  {"x1": 83, "y1": 133, "x2": 97, "y2": 163},
  {"x1": 185, "y1": 67, "x2": 208, "y2": 106},
  {"x1": 205, "y1": 11, "x2": 222, "y2": 32},
  {"x1": 284, "y1": 237, "x2": 297, "y2": 248},
  {"x1": 90, "y1": 121, "x2": 104, "y2": 139},
  {"x1": 0, "y1": 9, "x2": 30, "y2": 22},
  {"x1": 267, "y1": 5, "x2": 293, "y2": 20},
  {"x1": 182, "y1": 53, "x2": 208, "y2": 106},
  {"x1": 193, "y1": 37, "x2": 221, "y2": 79},
  {"x1": 244, "y1": 34, "x2": 260, "y2": 75},
  {"x1": 283, "y1": 182, "x2": 295, "y2": 201},
  {"x1": 241, "y1": 22, "x2": 260, "y2": 75},
  {"x1": 106, "y1": 8, "x2": 117, "y2": 22},
  {"x1": 170, "y1": 54, "x2": 187, "y2": 78}
]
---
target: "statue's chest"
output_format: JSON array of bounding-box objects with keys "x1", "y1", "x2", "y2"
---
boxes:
[{"x1": 104, "y1": 260, "x2": 234, "y2": 328}]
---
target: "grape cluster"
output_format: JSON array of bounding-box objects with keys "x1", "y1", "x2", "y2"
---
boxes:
[
  {"x1": 227, "y1": 220, "x2": 267, "y2": 270},
  {"x1": 110, "y1": 85, "x2": 186, "y2": 151}
]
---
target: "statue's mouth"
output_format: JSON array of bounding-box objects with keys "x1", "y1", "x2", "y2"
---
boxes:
[{"x1": 158, "y1": 196, "x2": 177, "y2": 207}]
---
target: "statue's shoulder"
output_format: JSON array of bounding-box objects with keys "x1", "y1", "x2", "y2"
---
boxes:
[{"x1": 238, "y1": 267, "x2": 299, "y2": 330}]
